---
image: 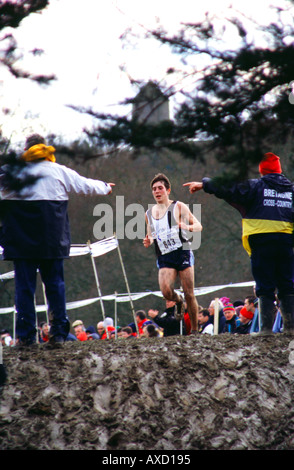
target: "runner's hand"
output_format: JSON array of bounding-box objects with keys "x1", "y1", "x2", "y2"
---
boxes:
[
  {"x1": 179, "y1": 221, "x2": 189, "y2": 231},
  {"x1": 143, "y1": 234, "x2": 151, "y2": 248}
]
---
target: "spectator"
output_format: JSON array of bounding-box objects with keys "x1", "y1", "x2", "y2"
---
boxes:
[
  {"x1": 65, "y1": 332, "x2": 77, "y2": 342},
  {"x1": 198, "y1": 309, "x2": 213, "y2": 335},
  {"x1": 104, "y1": 317, "x2": 114, "y2": 328},
  {"x1": 97, "y1": 321, "x2": 104, "y2": 338},
  {"x1": 142, "y1": 323, "x2": 162, "y2": 338},
  {"x1": 244, "y1": 295, "x2": 260, "y2": 333},
  {"x1": 97, "y1": 321, "x2": 115, "y2": 340},
  {"x1": 86, "y1": 326, "x2": 99, "y2": 340},
  {"x1": 72, "y1": 320, "x2": 88, "y2": 341},
  {"x1": 148, "y1": 300, "x2": 186, "y2": 336},
  {"x1": 222, "y1": 303, "x2": 240, "y2": 333},
  {"x1": 0, "y1": 329, "x2": 13, "y2": 346},
  {"x1": 183, "y1": 299, "x2": 194, "y2": 335},
  {"x1": 235, "y1": 306, "x2": 254, "y2": 334},
  {"x1": 121, "y1": 326, "x2": 134, "y2": 339},
  {"x1": 0, "y1": 133, "x2": 115, "y2": 348},
  {"x1": 244, "y1": 295, "x2": 257, "y2": 314},
  {"x1": 39, "y1": 322, "x2": 50, "y2": 343},
  {"x1": 208, "y1": 299, "x2": 226, "y2": 334},
  {"x1": 234, "y1": 299, "x2": 245, "y2": 308},
  {"x1": 234, "y1": 305, "x2": 243, "y2": 319},
  {"x1": 109, "y1": 327, "x2": 123, "y2": 339},
  {"x1": 220, "y1": 297, "x2": 231, "y2": 306},
  {"x1": 273, "y1": 309, "x2": 283, "y2": 333},
  {"x1": 135, "y1": 310, "x2": 150, "y2": 336},
  {"x1": 127, "y1": 322, "x2": 138, "y2": 336}
]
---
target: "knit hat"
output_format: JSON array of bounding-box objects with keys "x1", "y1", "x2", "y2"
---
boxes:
[
  {"x1": 72, "y1": 320, "x2": 83, "y2": 328},
  {"x1": 223, "y1": 303, "x2": 235, "y2": 313},
  {"x1": 259, "y1": 152, "x2": 282, "y2": 175},
  {"x1": 240, "y1": 306, "x2": 254, "y2": 320},
  {"x1": 104, "y1": 317, "x2": 114, "y2": 327},
  {"x1": 220, "y1": 297, "x2": 230, "y2": 305},
  {"x1": 86, "y1": 326, "x2": 95, "y2": 334}
]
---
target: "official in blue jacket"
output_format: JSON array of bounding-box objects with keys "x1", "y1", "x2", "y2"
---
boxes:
[
  {"x1": 0, "y1": 134, "x2": 115, "y2": 347},
  {"x1": 183, "y1": 152, "x2": 294, "y2": 335}
]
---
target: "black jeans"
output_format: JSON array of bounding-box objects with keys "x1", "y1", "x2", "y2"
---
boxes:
[
  {"x1": 14, "y1": 259, "x2": 69, "y2": 342},
  {"x1": 250, "y1": 233, "x2": 294, "y2": 301}
]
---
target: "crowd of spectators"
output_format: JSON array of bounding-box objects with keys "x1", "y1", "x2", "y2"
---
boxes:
[{"x1": 0, "y1": 290, "x2": 285, "y2": 347}]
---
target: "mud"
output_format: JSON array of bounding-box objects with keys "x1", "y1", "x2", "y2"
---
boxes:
[{"x1": 1, "y1": 333, "x2": 294, "y2": 450}]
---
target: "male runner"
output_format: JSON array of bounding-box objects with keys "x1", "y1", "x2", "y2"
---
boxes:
[{"x1": 143, "y1": 173, "x2": 202, "y2": 334}]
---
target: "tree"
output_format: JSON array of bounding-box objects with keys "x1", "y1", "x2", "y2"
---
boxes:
[
  {"x1": 0, "y1": 1, "x2": 56, "y2": 152},
  {"x1": 0, "y1": 0, "x2": 55, "y2": 84},
  {"x1": 0, "y1": 1, "x2": 57, "y2": 190},
  {"x1": 76, "y1": 2, "x2": 294, "y2": 179}
]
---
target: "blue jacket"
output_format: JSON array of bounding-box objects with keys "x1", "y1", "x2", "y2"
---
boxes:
[
  {"x1": 222, "y1": 314, "x2": 241, "y2": 334},
  {"x1": 203, "y1": 173, "x2": 294, "y2": 256}
]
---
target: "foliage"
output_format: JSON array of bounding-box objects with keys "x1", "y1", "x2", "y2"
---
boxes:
[
  {"x1": 0, "y1": 150, "x2": 41, "y2": 194},
  {"x1": 0, "y1": 0, "x2": 55, "y2": 84},
  {"x1": 76, "y1": 2, "x2": 294, "y2": 179}
]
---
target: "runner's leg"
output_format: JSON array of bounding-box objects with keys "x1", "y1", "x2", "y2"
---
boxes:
[
  {"x1": 179, "y1": 266, "x2": 198, "y2": 332},
  {"x1": 158, "y1": 267, "x2": 182, "y2": 303}
]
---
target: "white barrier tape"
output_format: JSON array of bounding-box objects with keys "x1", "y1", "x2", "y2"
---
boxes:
[
  {"x1": 0, "y1": 271, "x2": 14, "y2": 281},
  {"x1": 0, "y1": 281, "x2": 256, "y2": 314},
  {"x1": 0, "y1": 236, "x2": 119, "y2": 279},
  {"x1": 0, "y1": 239, "x2": 255, "y2": 315}
]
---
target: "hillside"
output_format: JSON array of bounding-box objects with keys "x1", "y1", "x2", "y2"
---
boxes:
[{"x1": 1, "y1": 332, "x2": 294, "y2": 450}]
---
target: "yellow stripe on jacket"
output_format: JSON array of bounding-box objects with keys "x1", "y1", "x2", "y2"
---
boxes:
[{"x1": 242, "y1": 218, "x2": 294, "y2": 256}]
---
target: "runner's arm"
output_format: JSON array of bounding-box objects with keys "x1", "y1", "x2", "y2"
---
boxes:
[
  {"x1": 143, "y1": 214, "x2": 154, "y2": 247},
  {"x1": 177, "y1": 202, "x2": 202, "y2": 232}
]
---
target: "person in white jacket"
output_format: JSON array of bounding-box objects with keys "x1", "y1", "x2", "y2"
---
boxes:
[{"x1": 0, "y1": 134, "x2": 115, "y2": 348}]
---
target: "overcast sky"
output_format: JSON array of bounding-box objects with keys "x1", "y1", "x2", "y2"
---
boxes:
[{"x1": 0, "y1": 0, "x2": 292, "y2": 147}]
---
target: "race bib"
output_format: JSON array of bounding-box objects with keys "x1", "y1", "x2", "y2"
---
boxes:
[{"x1": 155, "y1": 226, "x2": 182, "y2": 255}]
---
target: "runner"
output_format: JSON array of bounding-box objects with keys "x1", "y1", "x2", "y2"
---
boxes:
[{"x1": 143, "y1": 173, "x2": 202, "y2": 334}]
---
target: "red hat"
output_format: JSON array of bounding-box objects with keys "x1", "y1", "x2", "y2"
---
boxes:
[
  {"x1": 240, "y1": 306, "x2": 254, "y2": 320},
  {"x1": 259, "y1": 152, "x2": 282, "y2": 175}
]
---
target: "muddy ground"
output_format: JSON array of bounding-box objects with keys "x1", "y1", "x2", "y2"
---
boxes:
[{"x1": 1, "y1": 333, "x2": 294, "y2": 451}]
